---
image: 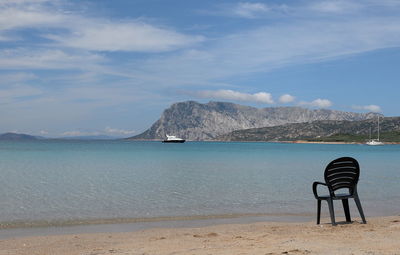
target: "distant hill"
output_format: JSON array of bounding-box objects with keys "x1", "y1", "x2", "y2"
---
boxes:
[
  {"x1": 0, "y1": 132, "x2": 39, "y2": 141},
  {"x1": 216, "y1": 117, "x2": 400, "y2": 142},
  {"x1": 128, "y1": 101, "x2": 381, "y2": 141}
]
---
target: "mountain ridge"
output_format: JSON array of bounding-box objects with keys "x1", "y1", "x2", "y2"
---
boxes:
[{"x1": 128, "y1": 101, "x2": 381, "y2": 141}]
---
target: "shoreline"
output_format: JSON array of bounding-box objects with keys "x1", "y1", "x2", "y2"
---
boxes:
[
  {"x1": 3, "y1": 206, "x2": 397, "y2": 233},
  {"x1": 0, "y1": 213, "x2": 315, "y2": 240},
  {"x1": 0, "y1": 213, "x2": 312, "y2": 231},
  {"x1": 1, "y1": 215, "x2": 399, "y2": 254},
  {"x1": 0, "y1": 213, "x2": 314, "y2": 230}
]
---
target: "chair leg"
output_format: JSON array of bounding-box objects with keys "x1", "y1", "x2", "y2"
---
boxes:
[
  {"x1": 327, "y1": 199, "x2": 336, "y2": 226},
  {"x1": 317, "y1": 200, "x2": 321, "y2": 224},
  {"x1": 342, "y1": 199, "x2": 351, "y2": 222},
  {"x1": 354, "y1": 195, "x2": 367, "y2": 224}
]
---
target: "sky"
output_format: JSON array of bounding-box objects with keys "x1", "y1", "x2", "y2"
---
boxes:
[{"x1": 1, "y1": 0, "x2": 400, "y2": 137}]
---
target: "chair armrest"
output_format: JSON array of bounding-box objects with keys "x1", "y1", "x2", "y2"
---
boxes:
[{"x1": 312, "y1": 181, "x2": 327, "y2": 199}]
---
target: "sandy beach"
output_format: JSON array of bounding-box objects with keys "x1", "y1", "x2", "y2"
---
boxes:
[{"x1": 1, "y1": 216, "x2": 399, "y2": 255}]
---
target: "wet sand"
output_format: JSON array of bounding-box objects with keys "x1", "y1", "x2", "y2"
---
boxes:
[{"x1": 1, "y1": 216, "x2": 399, "y2": 255}]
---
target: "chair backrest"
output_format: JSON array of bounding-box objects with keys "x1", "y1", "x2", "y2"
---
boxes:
[{"x1": 324, "y1": 157, "x2": 360, "y2": 195}]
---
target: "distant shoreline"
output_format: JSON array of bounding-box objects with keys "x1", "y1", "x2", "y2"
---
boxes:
[
  {"x1": 126, "y1": 139, "x2": 400, "y2": 144},
  {"x1": 275, "y1": 140, "x2": 400, "y2": 145},
  {"x1": 2, "y1": 137, "x2": 399, "y2": 144}
]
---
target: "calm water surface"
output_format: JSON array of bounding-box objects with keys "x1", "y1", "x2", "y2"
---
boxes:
[{"x1": 0, "y1": 140, "x2": 399, "y2": 225}]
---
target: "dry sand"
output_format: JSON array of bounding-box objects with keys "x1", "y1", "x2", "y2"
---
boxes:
[{"x1": 1, "y1": 216, "x2": 399, "y2": 255}]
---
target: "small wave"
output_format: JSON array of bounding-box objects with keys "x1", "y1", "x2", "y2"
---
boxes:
[{"x1": 0, "y1": 212, "x2": 312, "y2": 229}]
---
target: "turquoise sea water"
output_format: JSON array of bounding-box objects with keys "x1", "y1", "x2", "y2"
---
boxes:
[{"x1": 0, "y1": 140, "x2": 399, "y2": 226}]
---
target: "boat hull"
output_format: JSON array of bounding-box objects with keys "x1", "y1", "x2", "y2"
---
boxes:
[
  {"x1": 366, "y1": 140, "x2": 384, "y2": 146},
  {"x1": 162, "y1": 140, "x2": 185, "y2": 143}
]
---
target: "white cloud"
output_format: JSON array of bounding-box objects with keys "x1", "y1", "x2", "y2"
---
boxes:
[
  {"x1": 2, "y1": 1, "x2": 400, "y2": 80},
  {"x1": 60, "y1": 130, "x2": 102, "y2": 137},
  {"x1": 194, "y1": 90, "x2": 274, "y2": 104},
  {"x1": 105, "y1": 127, "x2": 135, "y2": 136},
  {"x1": 279, "y1": 94, "x2": 295, "y2": 103},
  {"x1": 353, "y1": 104, "x2": 382, "y2": 112},
  {"x1": 0, "y1": 9, "x2": 61, "y2": 30},
  {"x1": 0, "y1": 49, "x2": 104, "y2": 70},
  {"x1": 0, "y1": 84, "x2": 42, "y2": 101},
  {"x1": 136, "y1": 15, "x2": 400, "y2": 85},
  {"x1": 0, "y1": 1, "x2": 203, "y2": 52},
  {"x1": 309, "y1": 1, "x2": 362, "y2": 14},
  {"x1": 0, "y1": 0, "x2": 51, "y2": 6},
  {"x1": 46, "y1": 22, "x2": 204, "y2": 52},
  {"x1": 204, "y1": 2, "x2": 289, "y2": 19},
  {"x1": 233, "y1": 2, "x2": 270, "y2": 18},
  {"x1": 39, "y1": 130, "x2": 48, "y2": 135},
  {"x1": 0, "y1": 72, "x2": 37, "y2": 84},
  {"x1": 61, "y1": 130, "x2": 87, "y2": 137},
  {"x1": 61, "y1": 127, "x2": 135, "y2": 137},
  {"x1": 299, "y1": 98, "x2": 332, "y2": 108}
]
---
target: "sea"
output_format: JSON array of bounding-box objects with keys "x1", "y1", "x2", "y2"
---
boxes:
[{"x1": 0, "y1": 140, "x2": 399, "y2": 233}]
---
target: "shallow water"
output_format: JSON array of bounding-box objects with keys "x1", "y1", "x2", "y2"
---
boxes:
[{"x1": 0, "y1": 140, "x2": 399, "y2": 226}]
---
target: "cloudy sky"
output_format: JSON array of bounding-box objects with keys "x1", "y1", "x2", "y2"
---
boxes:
[{"x1": 1, "y1": 0, "x2": 400, "y2": 137}]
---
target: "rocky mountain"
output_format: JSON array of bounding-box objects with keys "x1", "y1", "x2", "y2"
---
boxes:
[
  {"x1": 128, "y1": 101, "x2": 381, "y2": 141},
  {"x1": 216, "y1": 117, "x2": 400, "y2": 142},
  {"x1": 0, "y1": 132, "x2": 39, "y2": 141}
]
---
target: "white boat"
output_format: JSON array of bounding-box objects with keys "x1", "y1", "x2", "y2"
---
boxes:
[
  {"x1": 366, "y1": 116, "x2": 384, "y2": 146},
  {"x1": 366, "y1": 139, "x2": 384, "y2": 146},
  {"x1": 162, "y1": 134, "x2": 185, "y2": 143}
]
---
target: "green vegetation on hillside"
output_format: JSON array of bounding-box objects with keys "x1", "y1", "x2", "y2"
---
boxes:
[
  {"x1": 305, "y1": 131, "x2": 400, "y2": 143},
  {"x1": 217, "y1": 117, "x2": 400, "y2": 143}
]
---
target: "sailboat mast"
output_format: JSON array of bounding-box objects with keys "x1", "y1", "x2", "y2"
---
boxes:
[
  {"x1": 369, "y1": 127, "x2": 371, "y2": 141},
  {"x1": 377, "y1": 116, "x2": 380, "y2": 141}
]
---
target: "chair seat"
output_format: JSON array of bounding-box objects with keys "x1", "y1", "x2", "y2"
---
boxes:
[{"x1": 317, "y1": 193, "x2": 352, "y2": 200}]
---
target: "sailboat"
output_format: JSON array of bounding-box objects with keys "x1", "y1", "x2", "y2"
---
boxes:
[{"x1": 366, "y1": 116, "x2": 384, "y2": 146}]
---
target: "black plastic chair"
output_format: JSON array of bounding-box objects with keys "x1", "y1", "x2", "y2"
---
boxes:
[{"x1": 312, "y1": 157, "x2": 367, "y2": 226}]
